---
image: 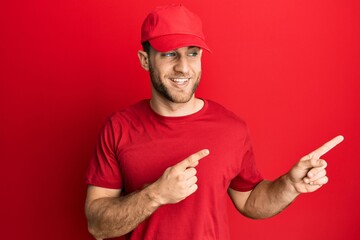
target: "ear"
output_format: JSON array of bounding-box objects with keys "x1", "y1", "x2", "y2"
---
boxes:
[{"x1": 138, "y1": 50, "x2": 150, "y2": 71}]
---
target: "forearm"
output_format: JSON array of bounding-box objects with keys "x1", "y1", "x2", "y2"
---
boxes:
[
  {"x1": 85, "y1": 150, "x2": 208, "y2": 239},
  {"x1": 243, "y1": 175, "x2": 300, "y2": 219},
  {"x1": 86, "y1": 185, "x2": 161, "y2": 239},
  {"x1": 233, "y1": 136, "x2": 343, "y2": 220}
]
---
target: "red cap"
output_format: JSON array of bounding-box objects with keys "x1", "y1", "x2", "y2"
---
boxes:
[{"x1": 141, "y1": 4, "x2": 211, "y2": 52}]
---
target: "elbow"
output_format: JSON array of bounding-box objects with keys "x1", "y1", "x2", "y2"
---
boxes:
[
  {"x1": 85, "y1": 200, "x2": 105, "y2": 239},
  {"x1": 87, "y1": 221, "x2": 104, "y2": 240},
  {"x1": 241, "y1": 210, "x2": 269, "y2": 220},
  {"x1": 85, "y1": 206, "x2": 105, "y2": 240},
  {"x1": 87, "y1": 220, "x2": 128, "y2": 240},
  {"x1": 86, "y1": 212, "x2": 128, "y2": 239},
  {"x1": 240, "y1": 200, "x2": 274, "y2": 220},
  {"x1": 237, "y1": 206, "x2": 263, "y2": 220},
  {"x1": 241, "y1": 205, "x2": 282, "y2": 220}
]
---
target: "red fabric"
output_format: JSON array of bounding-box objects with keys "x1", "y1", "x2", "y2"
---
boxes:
[{"x1": 85, "y1": 99, "x2": 263, "y2": 239}]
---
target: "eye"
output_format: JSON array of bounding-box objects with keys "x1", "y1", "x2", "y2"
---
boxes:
[
  {"x1": 188, "y1": 51, "x2": 199, "y2": 57},
  {"x1": 161, "y1": 52, "x2": 176, "y2": 57}
]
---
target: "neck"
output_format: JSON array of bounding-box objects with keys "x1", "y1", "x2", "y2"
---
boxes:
[{"x1": 150, "y1": 96, "x2": 204, "y2": 117}]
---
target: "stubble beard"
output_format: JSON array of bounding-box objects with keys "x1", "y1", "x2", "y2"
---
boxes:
[{"x1": 149, "y1": 64, "x2": 201, "y2": 104}]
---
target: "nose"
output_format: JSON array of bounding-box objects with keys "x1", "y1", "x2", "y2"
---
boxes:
[{"x1": 173, "y1": 56, "x2": 190, "y2": 73}]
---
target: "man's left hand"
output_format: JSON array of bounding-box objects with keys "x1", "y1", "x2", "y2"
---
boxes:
[{"x1": 287, "y1": 135, "x2": 344, "y2": 193}]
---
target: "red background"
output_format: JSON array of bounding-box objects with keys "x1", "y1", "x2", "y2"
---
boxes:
[{"x1": 1, "y1": 0, "x2": 359, "y2": 239}]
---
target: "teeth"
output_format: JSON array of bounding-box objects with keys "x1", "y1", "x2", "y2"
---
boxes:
[{"x1": 171, "y1": 78, "x2": 189, "y2": 84}]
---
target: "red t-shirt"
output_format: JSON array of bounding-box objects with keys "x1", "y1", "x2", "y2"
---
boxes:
[{"x1": 85, "y1": 99, "x2": 263, "y2": 239}]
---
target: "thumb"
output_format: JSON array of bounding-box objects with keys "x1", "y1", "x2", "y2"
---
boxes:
[{"x1": 175, "y1": 149, "x2": 210, "y2": 171}]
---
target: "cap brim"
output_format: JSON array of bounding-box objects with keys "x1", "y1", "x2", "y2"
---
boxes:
[{"x1": 148, "y1": 34, "x2": 212, "y2": 53}]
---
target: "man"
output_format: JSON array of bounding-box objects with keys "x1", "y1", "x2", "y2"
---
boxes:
[{"x1": 85, "y1": 4, "x2": 343, "y2": 240}]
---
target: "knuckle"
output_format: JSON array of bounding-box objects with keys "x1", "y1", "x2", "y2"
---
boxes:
[
  {"x1": 302, "y1": 153, "x2": 313, "y2": 161},
  {"x1": 316, "y1": 169, "x2": 326, "y2": 177},
  {"x1": 187, "y1": 167, "x2": 196, "y2": 176},
  {"x1": 188, "y1": 184, "x2": 198, "y2": 195},
  {"x1": 320, "y1": 159, "x2": 327, "y2": 167},
  {"x1": 314, "y1": 176, "x2": 328, "y2": 185},
  {"x1": 322, "y1": 176, "x2": 329, "y2": 184},
  {"x1": 187, "y1": 155, "x2": 195, "y2": 163},
  {"x1": 176, "y1": 174, "x2": 185, "y2": 181},
  {"x1": 310, "y1": 158, "x2": 318, "y2": 165}
]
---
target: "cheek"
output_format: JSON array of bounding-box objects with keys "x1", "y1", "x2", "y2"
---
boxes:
[
  {"x1": 150, "y1": 63, "x2": 170, "y2": 80},
  {"x1": 192, "y1": 61, "x2": 202, "y2": 74},
  {"x1": 156, "y1": 64, "x2": 174, "y2": 78}
]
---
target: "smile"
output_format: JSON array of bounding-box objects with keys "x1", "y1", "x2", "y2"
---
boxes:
[{"x1": 170, "y1": 78, "x2": 190, "y2": 85}]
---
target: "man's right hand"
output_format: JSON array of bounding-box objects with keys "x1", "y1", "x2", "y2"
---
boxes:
[{"x1": 149, "y1": 149, "x2": 210, "y2": 205}]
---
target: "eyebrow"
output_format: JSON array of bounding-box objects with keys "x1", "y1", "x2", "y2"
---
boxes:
[{"x1": 155, "y1": 46, "x2": 200, "y2": 54}]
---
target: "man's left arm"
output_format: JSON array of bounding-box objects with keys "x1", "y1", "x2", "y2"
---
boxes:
[{"x1": 228, "y1": 135, "x2": 344, "y2": 219}]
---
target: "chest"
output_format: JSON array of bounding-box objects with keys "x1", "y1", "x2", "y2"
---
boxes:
[{"x1": 116, "y1": 121, "x2": 245, "y2": 194}]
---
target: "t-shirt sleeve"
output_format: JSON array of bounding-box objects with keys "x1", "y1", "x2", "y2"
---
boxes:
[
  {"x1": 229, "y1": 127, "x2": 263, "y2": 192},
  {"x1": 85, "y1": 117, "x2": 123, "y2": 189}
]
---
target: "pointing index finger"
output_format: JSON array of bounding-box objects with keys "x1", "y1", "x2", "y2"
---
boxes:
[
  {"x1": 175, "y1": 149, "x2": 210, "y2": 171},
  {"x1": 305, "y1": 135, "x2": 344, "y2": 160}
]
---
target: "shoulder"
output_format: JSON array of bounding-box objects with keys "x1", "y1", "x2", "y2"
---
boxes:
[
  {"x1": 99, "y1": 100, "x2": 150, "y2": 134},
  {"x1": 204, "y1": 99, "x2": 248, "y2": 127},
  {"x1": 203, "y1": 99, "x2": 252, "y2": 144},
  {"x1": 109, "y1": 100, "x2": 150, "y2": 123}
]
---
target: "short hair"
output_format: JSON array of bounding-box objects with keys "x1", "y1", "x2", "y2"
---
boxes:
[{"x1": 142, "y1": 41, "x2": 151, "y2": 55}]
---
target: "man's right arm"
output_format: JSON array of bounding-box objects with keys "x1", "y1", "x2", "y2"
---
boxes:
[
  {"x1": 85, "y1": 149, "x2": 210, "y2": 240},
  {"x1": 85, "y1": 185, "x2": 160, "y2": 239}
]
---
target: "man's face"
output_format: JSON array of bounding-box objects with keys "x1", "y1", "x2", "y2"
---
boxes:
[{"x1": 147, "y1": 46, "x2": 203, "y2": 104}]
